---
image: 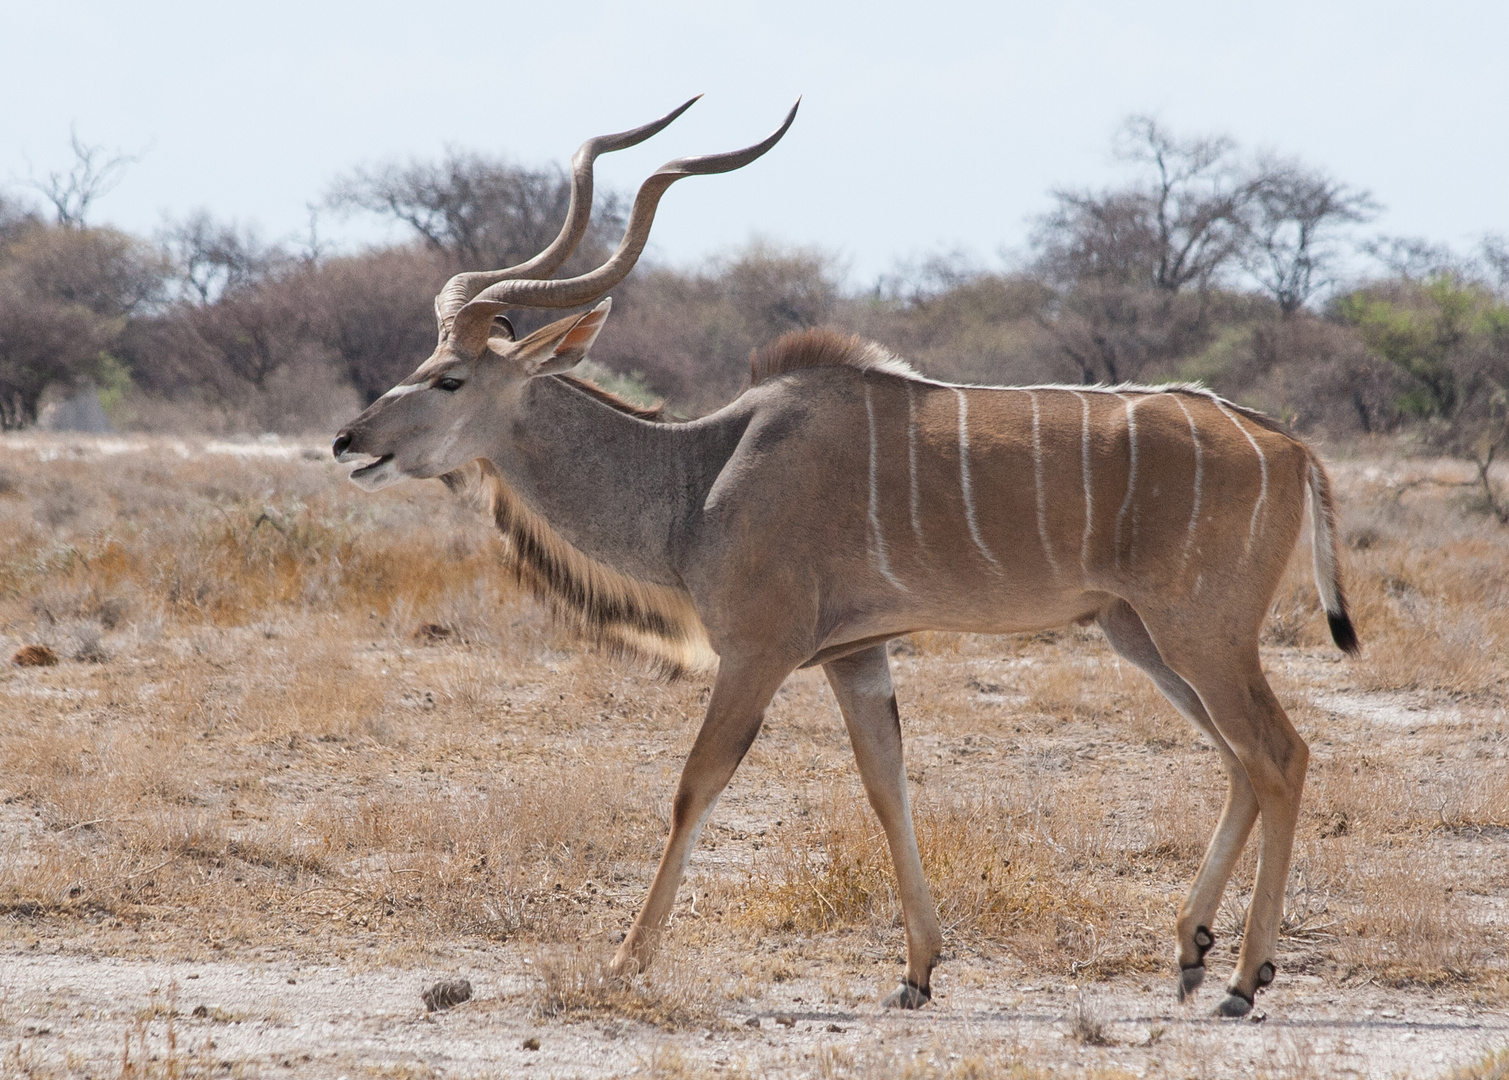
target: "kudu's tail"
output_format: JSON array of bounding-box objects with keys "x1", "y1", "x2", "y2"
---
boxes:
[{"x1": 1306, "y1": 456, "x2": 1361, "y2": 655}]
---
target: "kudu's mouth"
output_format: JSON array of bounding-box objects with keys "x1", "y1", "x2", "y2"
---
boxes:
[
  {"x1": 346, "y1": 453, "x2": 392, "y2": 481},
  {"x1": 334, "y1": 438, "x2": 398, "y2": 488}
]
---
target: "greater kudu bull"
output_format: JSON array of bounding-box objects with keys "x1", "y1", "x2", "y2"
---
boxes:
[{"x1": 334, "y1": 99, "x2": 1358, "y2": 1016}]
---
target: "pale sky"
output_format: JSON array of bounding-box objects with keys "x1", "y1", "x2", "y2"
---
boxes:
[{"x1": 3, "y1": 0, "x2": 1505, "y2": 283}]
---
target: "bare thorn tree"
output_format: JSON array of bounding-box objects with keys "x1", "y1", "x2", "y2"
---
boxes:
[
  {"x1": 1478, "y1": 234, "x2": 1509, "y2": 292},
  {"x1": 160, "y1": 211, "x2": 282, "y2": 305},
  {"x1": 1243, "y1": 160, "x2": 1378, "y2": 315},
  {"x1": 1112, "y1": 115, "x2": 1251, "y2": 293},
  {"x1": 328, "y1": 151, "x2": 625, "y2": 273},
  {"x1": 31, "y1": 127, "x2": 145, "y2": 228},
  {"x1": 1029, "y1": 117, "x2": 1253, "y2": 384},
  {"x1": 1361, "y1": 235, "x2": 1463, "y2": 282}
]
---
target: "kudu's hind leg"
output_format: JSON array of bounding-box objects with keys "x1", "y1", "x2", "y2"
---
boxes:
[
  {"x1": 824, "y1": 645, "x2": 942, "y2": 1008},
  {"x1": 1097, "y1": 601, "x2": 1260, "y2": 1004},
  {"x1": 1136, "y1": 611, "x2": 1310, "y2": 1017},
  {"x1": 610, "y1": 656, "x2": 790, "y2": 978},
  {"x1": 1185, "y1": 663, "x2": 1307, "y2": 1017}
]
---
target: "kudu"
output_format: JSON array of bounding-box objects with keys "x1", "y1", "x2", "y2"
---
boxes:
[{"x1": 333, "y1": 99, "x2": 1359, "y2": 1017}]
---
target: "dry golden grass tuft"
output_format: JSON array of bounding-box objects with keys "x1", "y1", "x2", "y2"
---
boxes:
[
  {"x1": 0, "y1": 436, "x2": 1507, "y2": 1051},
  {"x1": 527, "y1": 944, "x2": 720, "y2": 1028},
  {"x1": 738, "y1": 782, "x2": 1113, "y2": 968},
  {"x1": 1447, "y1": 1050, "x2": 1509, "y2": 1080}
]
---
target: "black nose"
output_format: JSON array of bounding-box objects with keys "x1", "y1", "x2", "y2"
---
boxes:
[{"x1": 332, "y1": 432, "x2": 351, "y2": 459}]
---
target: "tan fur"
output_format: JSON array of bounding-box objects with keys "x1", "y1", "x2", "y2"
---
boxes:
[{"x1": 751, "y1": 329, "x2": 919, "y2": 385}]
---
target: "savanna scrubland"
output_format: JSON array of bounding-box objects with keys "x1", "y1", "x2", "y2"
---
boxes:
[{"x1": 2, "y1": 119, "x2": 1508, "y2": 1078}]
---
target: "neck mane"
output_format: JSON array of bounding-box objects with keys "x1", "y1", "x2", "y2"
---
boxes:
[{"x1": 443, "y1": 374, "x2": 715, "y2": 680}]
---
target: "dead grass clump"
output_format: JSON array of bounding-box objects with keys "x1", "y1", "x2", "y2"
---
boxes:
[
  {"x1": 744, "y1": 784, "x2": 1103, "y2": 963},
  {"x1": 1014, "y1": 640, "x2": 1184, "y2": 748},
  {"x1": 1335, "y1": 851, "x2": 1476, "y2": 986},
  {"x1": 1345, "y1": 537, "x2": 1508, "y2": 698},
  {"x1": 298, "y1": 763, "x2": 660, "y2": 940},
  {"x1": 1446, "y1": 1049, "x2": 1509, "y2": 1080},
  {"x1": 237, "y1": 641, "x2": 390, "y2": 743},
  {"x1": 1302, "y1": 755, "x2": 1404, "y2": 840},
  {"x1": 1068, "y1": 988, "x2": 1113, "y2": 1045},
  {"x1": 1136, "y1": 769, "x2": 1226, "y2": 868},
  {"x1": 0, "y1": 448, "x2": 513, "y2": 637},
  {"x1": 530, "y1": 945, "x2": 716, "y2": 1028}
]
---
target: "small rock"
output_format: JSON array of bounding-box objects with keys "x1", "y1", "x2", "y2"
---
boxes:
[
  {"x1": 745, "y1": 1016, "x2": 761, "y2": 1028},
  {"x1": 287, "y1": 978, "x2": 296, "y2": 984},
  {"x1": 774, "y1": 1014, "x2": 797, "y2": 1028},
  {"x1": 522, "y1": 1036, "x2": 540, "y2": 1051},
  {"x1": 421, "y1": 978, "x2": 473, "y2": 1012},
  {"x1": 192, "y1": 1005, "x2": 208, "y2": 1018},
  {"x1": 827, "y1": 1023, "x2": 844, "y2": 1033},
  {"x1": 1248, "y1": 1011, "x2": 1267, "y2": 1023},
  {"x1": 11, "y1": 644, "x2": 58, "y2": 667}
]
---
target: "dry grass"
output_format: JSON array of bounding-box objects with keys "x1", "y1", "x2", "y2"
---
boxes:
[
  {"x1": 1, "y1": 434, "x2": 1507, "y2": 1046},
  {"x1": 1448, "y1": 1050, "x2": 1509, "y2": 1080},
  {"x1": 527, "y1": 944, "x2": 720, "y2": 1028}
]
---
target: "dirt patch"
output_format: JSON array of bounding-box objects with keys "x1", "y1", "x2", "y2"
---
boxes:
[{"x1": 2, "y1": 951, "x2": 1506, "y2": 1077}]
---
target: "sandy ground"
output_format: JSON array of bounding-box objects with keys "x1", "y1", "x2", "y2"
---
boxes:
[{"x1": 4, "y1": 948, "x2": 1508, "y2": 1078}]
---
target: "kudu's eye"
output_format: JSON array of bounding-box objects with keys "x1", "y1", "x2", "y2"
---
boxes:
[{"x1": 435, "y1": 376, "x2": 465, "y2": 392}]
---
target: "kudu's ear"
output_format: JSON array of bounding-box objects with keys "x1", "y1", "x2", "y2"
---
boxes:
[{"x1": 514, "y1": 299, "x2": 612, "y2": 376}]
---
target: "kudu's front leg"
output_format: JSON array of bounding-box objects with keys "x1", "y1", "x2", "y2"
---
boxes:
[
  {"x1": 824, "y1": 645, "x2": 942, "y2": 1008},
  {"x1": 610, "y1": 657, "x2": 790, "y2": 978}
]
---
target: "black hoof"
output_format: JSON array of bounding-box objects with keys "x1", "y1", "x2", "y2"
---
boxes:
[
  {"x1": 1215, "y1": 991, "x2": 1253, "y2": 1018},
  {"x1": 882, "y1": 979, "x2": 931, "y2": 1009},
  {"x1": 1177, "y1": 964, "x2": 1205, "y2": 1002}
]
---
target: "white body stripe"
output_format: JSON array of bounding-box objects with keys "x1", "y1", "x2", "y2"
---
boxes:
[
  {"x1": 1072, "y1": 390, "x2": 1093, "y2": 574},
  {"x1": 865, "y1": 384, "x2": 906, "y2": 590},
  {"x1": 906, "y1": 382, "x2": 924, "y2": 543},
  {"x1": 1113, "y1": 393, "x2": 1139, "y2": 567},
  {"x1": 1025, "y1": 390, "x2": 1059, "y2": 574},
  {"x1": 1213, "y1": 399, "x2": 1268, "y2": 552},
  {"x1": 1173, "y1": 395, "x2": 1204, "y2": 572},
  {"x1": 953, "y1": 389, "x2": 1000, "y2": 568}
]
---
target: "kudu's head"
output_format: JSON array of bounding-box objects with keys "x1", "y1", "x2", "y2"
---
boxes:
[{"x1": 333, "y1": 98, "x2": 798, "y2": 490}]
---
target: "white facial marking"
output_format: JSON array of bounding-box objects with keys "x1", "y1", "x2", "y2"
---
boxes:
[
  {"x1": 865, "y1": 384, "x2": 907, "y2": 591},
  {"x1": 1213, "y1": 400, "x2": 1269, "y2": 553},
  {"x1": 379, "y1": 381, "x2": 427, "y2": 400},
  {"x1": 906, "y1": 382, "x2": 923, "y2": 544},
  {"x1": 1173, "y1": 395, "x2": 1203, "y2": 573},
  {"x1": 1113, "y1": 393, "x2": 1139, "y2": 568},
  {"x1": 1072, "y1": 390, "x2": 1093, "y2": 574},
  {"x1": 1026, "y1": 390, "x2": 1059, "y2": 575},
  {"x1": 954, "y1": 389, "x2": 999, "y2": 569}
]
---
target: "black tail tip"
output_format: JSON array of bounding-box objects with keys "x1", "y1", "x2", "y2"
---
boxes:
[{"x1": 1328, "y1": 611, "x2": 1361, "y2": 656}]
